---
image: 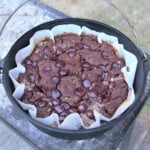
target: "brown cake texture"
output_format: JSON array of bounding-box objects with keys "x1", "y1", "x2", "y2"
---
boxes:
[{"x1": 18, "y1": 33, "x2": 128, "y2": 126}]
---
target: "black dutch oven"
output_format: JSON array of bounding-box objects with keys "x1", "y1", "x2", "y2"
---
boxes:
[{"x1": 0, "y1": 18, "x2": 149, "y2": 140}]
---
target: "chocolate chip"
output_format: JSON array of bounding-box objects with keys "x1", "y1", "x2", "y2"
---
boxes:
[
  {"x1": 46, "y1": 90, "x2": 51, "y2": 98},
  {"x1": 101, "y1": 107, "x2": 110, "y2": 116},
  {"x1": 54, "y1": 105, "x2": 64, "y2": 113},
  {"x1": 28, "y1": 74, "x2": 35, "y2": 83},
  {"x1": 26, "y1": 60, "x2": 32, "y2": 65},
  {"x1": 99, "y1": 65, "x2": 106, "y2": 71},
  {"x1": 52, "y1": 90, "x2": 61, "y2": 99},
  {"x1": 103, "y1": 81, "x2": 109, "y2": 86},
  {"x1": 67, "y1": 51, "x2": 76, "y2": 57},
  {"x1": 56, "y1": 47, "x2": 63, "y2": 55},
  {"x1": 43, "y1": 54, "x2": 49, "y2": 60},
  {"x1": 43, "y1": 66, "x2": 51, "y2": 72},
  {"x1": 43, "y1": 47, "x2": 50, "y2": 54},
  {"x1": 83, "y1": 45, "x2": 90, "y2": 49},
  {"x1": 109, "y1": 83, "x2": 114, "y2": 89},
  {"x1": 78, "y1": 104, "x2": 86, "y2": 113},
  {"x1": 102, "y1": 52, "x2": 108, "y2": 59},
  {"x1": 88, "y1": 89, "x2": 98, "y2": 98},
  {"x1": 59, "y1": 115, "x2": 65, "y2": 122},
  {"x1": 79, "y1": 100, "x2": 86, "y2": 104},
  {"x1": 52, "y1": 99, "x2": 60, "y2": 106},
  {"x1": 51, "y1": 76, "x2": 60, "y2": 84},
  {"x1": 102, "y1": 72, "x2": 109, "y2": 79},
  {"x1": 86, "y1": 110, "x2": 94, "y2": 119},
  {"x1": 61, "y1": 103, "x2": 70, "y2": 110},
  {"x1": 32, "y1": 61, "x2": 37, "y2": 67},
  {"x1": 68, "y1": 47, "x2": 75, "y2": 51},
  {"x1": 83, "y1": 80, "x2": 91, "y2": 88},
  {"x1": 59, "y1": 69, "x2": 69, "y2": 76},
  {"x1": 35, "y1": 99, "x2": 48, "y2": 108},
  {"x1": 70, "y1": 108, "x2": 78, "y2": 113},
  {"x1": 75, "y1": 87, "x2": 86, "y2": 97},
  {"x1": 91, "y1": 82, "x2": 97, "y2": 88},
  {"x1": 82, "y1": 62, "x2": 91, "y2": 71},
  {"x1": 111, "y1": 62, "x2": 118, "y2": 69},
  {"x1": 76, "y1": 43, "x2": 84, "y2": 50},
  {"x1": 117, "y1": 60, "x2": 122, "y2": 65},
  {"x1": 60, "y1": 111, "x2": 68, "y2": 116},
  {"x1": 56, "y1": 60, "x2": 65, "y2": 68}
]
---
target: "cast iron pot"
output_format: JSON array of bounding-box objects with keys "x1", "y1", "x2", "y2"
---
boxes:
[{"x1": 0, "y1": 18, "x2": 149, "y2": 140}]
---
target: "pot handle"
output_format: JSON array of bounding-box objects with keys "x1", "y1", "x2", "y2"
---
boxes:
[
  {"x1": 105, "y1": 0, "x2": 148, "y2": 61},
  {"x1": 0, "y1": 58, "x2": 4, "y2": 83},
  {"x1": 144, "y1": 53, "x2": 150, "y2": 74}
]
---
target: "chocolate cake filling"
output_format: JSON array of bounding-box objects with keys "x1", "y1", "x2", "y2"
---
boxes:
[{"x1": 18, "y1": 33, "x2": 128, "y2": 125}]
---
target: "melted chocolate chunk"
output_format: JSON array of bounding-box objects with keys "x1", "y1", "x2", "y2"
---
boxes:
[
  {"x1": 32, "y1": 61, "x2": 37, "y2": 67},
  {"x1": 59, "y1": 115, "x2": 65, "y2": 122},
  {"x1": 86, "y1": 110, "x2": 94, "y2": 119},
  {"x1": 82, "y1": 62, "x2": 91, "y2": 71},
  {"x1": 61, "y1": 102, "x2": 70, "y2": 110},
  {"x1": 28, "y1": 74, "x2": 35, "y2": 83},
  {"x1": 102, "y1": 81, "x2": 109, "y2": 86},
  {"x1": 59, "y1": 69, "x2": 69, "y2": 76},
  {"x1": 83, "y1": 80, "x2": 91, "y2": 88},
  {"x1": 52, "y1": 90, "x2": 61, "y2": 99},
  {"x1": 56, "y1": 60, "x2": 65, "y2": 68},
  {"x1": 99, "y1": 65, "x2": 106, "y2": 71},
  {"x1": 102, "y1": 52, "x2": 109, "y2": 59},
  {"x1": 111, "y1": 62, "x2": 118, "y2": 69},
  {"x1": 35, "y1": 99, "x2": 48, "y2": 108},
  {"x1": 78, "y1": 104, "x2": 86, "y2": 113},
  {"x1": 54, "y1": 105, "x2": 64, "y2": 114},
  {"x1": 26, "y1": 60, "x2": 32, "y2": 65},
  {"x1": 67, "y1": 51, "x2": 76, "y2": 57},
  {"x1": 88, "y1": 89, "x2": 98, "y2": 98},
  {"x1": 56, "y1": 47, "x2": 63, "y2": 55},
  {"x1": 43, "y1": 66, "x2": 51, "y2": 72},
  {"x1": 46, "y1": 90, "x2": 51, "y2": 98},
  {"x1": 70, "y1": 108, "x2": 78, "y2": 113},
  {"x1": 76, "y1": 43, "x2": 84, "y2": 50},
  {"x1": 51, "y1": 76, "x2": 60, "y2": 84},
  {"x1": 52, "y1": 99, "x2": 60, "y2": 106},
  {"x1": 75, "y1": 87, "x2": 86, "y2": 97},
  {"x1": 60, "y1": 111, "x2": 68, "y2": 116}
]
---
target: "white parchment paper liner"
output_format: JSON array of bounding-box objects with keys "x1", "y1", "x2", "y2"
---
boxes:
[{"x1": 9, "y1": 24, "x2": 138, "y2": 130}]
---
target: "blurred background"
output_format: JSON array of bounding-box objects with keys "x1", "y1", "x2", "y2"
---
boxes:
[{"x1": 41, "y1": 0, "x2": 150, "y2": 53}]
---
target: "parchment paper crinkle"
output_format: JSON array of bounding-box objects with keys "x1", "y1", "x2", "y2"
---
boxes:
[{"x1": 9, "y1": 24, "x2": 138, "y2": 130}]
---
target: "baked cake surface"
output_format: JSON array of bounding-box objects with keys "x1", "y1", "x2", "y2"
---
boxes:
[{"x1": 18, "y1": 33, "x2": 128, "y2": 125}]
